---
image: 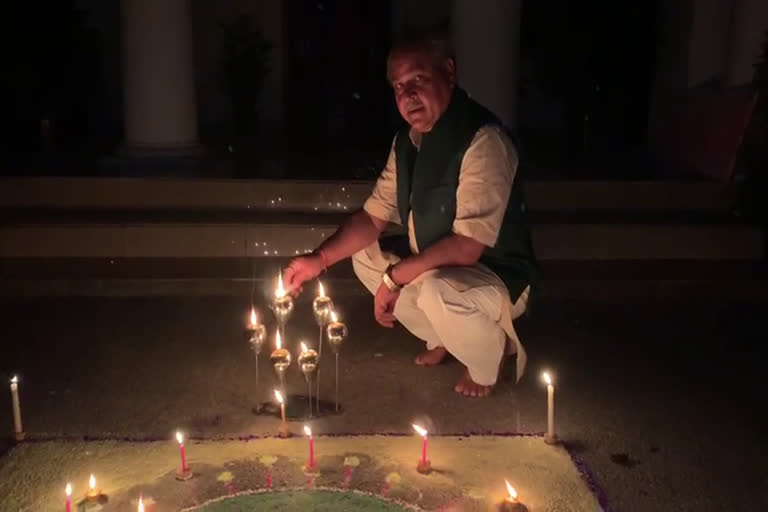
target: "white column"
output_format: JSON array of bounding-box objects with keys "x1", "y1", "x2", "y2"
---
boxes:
[
  {"x1": 725, "y1": 0, "x2": 768, "y2": 85},
  {"x1": 451, "y1": 0, "x2": 522, "y2": 129},
  {"x1": 120, "y1": 0, "x2": 200, "y2": 154}
]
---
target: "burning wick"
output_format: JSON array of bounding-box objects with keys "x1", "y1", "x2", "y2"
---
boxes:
[
  {"x1": 138, "y1": 495, "x2": 144, "y2": 512},
  {"x1": 498, "y1": 480, "x2": 527, "y2": 511},
  {"x1": 304, "y1": 425, "x2": 316, "y2": 470},
  {"x1": 275, "y1": 270, "x2": 286, "y2": 298},
  {"x1": 249, "y1": 307, "x2": 258, "y2": 328},
  {"x1": 86, "y1": 474, "x2": 100, "y2": 500},
  {"x1": 65, "y1": 483, "x2": 72, "y2": 512},
  {"x1": 9, "y1": 375, "x2": 24, "y2": 441},
  {"x1": 174, "y1": 430, "x2": 193, "y2": 480},
  {"x1": 412, "y1": 423, "x2": 431, "y2": 474},
  {"x1": 176, "y1": 431, "x2": 187, "y2": 472},
  {"x1": 542, "y1": 371, "x2": 558, "y2": 444},
  {"x1": 274, "y1": 389, "x2": 290, "y2": 437}
]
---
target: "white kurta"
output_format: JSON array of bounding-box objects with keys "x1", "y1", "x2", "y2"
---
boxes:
[{"x1": 355, "y1": 125, "x2": 531, "y2": 385}]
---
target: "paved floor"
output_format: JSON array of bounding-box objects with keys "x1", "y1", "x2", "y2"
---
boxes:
[{"x1": 0, "y1": 287, "x2": 765, "y2": 511}]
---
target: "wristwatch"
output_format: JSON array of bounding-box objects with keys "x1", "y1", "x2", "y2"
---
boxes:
[{"x1": 381, "y1": 264, "x2": 402, "y2": 292}]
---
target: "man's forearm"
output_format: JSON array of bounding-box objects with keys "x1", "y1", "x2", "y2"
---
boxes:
[
  {"x1": 391, "y1": 233, "x2": 485, "y2": 285},
  {"x1": 315, "y1": 209, "x2": 386, "y2": 268}
]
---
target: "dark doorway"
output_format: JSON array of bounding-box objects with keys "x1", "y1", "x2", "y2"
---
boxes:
[{"x1": 283, "y1": 0, "x2": 394, "y2": 156}]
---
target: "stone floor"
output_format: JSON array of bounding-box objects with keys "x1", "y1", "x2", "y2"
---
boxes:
[{"x1": 0, "y1": 286, "x2": 765, "y2": 511}]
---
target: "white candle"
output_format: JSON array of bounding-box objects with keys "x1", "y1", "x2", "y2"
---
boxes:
[
  {"x1": 9, "y1": 376, "x2": 22, "y2": 435},
  {"x1": 542, "y1": 372, "x2": 556, "y2": 443}
]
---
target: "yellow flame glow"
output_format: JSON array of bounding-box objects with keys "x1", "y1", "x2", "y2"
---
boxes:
[
  {"x1": 138, "y1": 496, "x2": 144, "y2": 512},
  {"x1": 10, "y1": 375, "x2": 17, "y2": 384},
  {"x1": 250, "y1": 307, "x2": 257, "y2": 326},
  {"x1": 504, "y1": 480, "x2": 517, "y2": 500},
  {"x1": 274, "y1": 389, "x2": 283, "y2": 404},
  {"x1": 304, "y1": 425, "x2": 312, "y2": 437},
  {"x1": 65, "y1": 483, "x2": 72, "y2": 496},
  {"x1": 276, "y1": 270, "x2": 285, "y2": 298},
  {"x1": 412, "y1": 424, "x2": 427, "y2": 437},
  {"x1": 542, "y1": 372, "x2": 552, "y2": 386},
  {"x1": 89, "y1": 474, "x2": 96, "y2": 490},
  {"x1": 330, "y1": 310, "x2": 338, "y2": 323},
  {"x1": 318, "y1": 280, "x2": 326, "y2": 297},
  {"x1": 300, "y1": 341, "x2": 309, "y2": 353},
  {"x1": 276, "y1": 330, "x2": 282, "y2": 350},
  {"x1": 176, "y1": 431, "x2": 183, "y2": 444}
]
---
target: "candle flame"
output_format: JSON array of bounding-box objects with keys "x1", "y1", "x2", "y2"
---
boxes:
[
  {"x1": 301, "y1": 341, "x2": 309, "y2": 353},
  {"x1": 250, "y1": 307, "x2": 257, "y2": 326},
  {"x1": 274, "y1": 389, "x2": 283, "y2": 404},
  {"x1": 330, "y1": 310, "x2": 338, "y2": 323},
  {"x1": 138, "y1": 495, "x2": 144, "y2": 512},
  {"x1": 176, "y1": 431, "x2": 184, "y2": 444},
  {"x1": 504, "y1": 480, "x2": 517, "y2": 500},
  {"x1": 65, "y1": 483, "x2": 72, "y2": 497},
  {"x1": 10, "y1": 375, "x2": 17, "y2": 384},
  {"x1": 542, "y1": 372, "x2": 552, "y2": 386},
  {"x1": 89, "y1": 474, "x2": 96, "y2": 490},
  {"x1": 275, "y1": 270, "x2": 285, "y2": 298},
  {"x1": 304, "y1": 425, "x2": 312, "y2": 437},
  {"x1": 318, "y1": 280, "x2": 326, "y2": 297},
  {"x1": 412, "y1": 424, "x2": 427, "y2": 437},
  {"x1": 276, "y1": 330, "x2": 282, "y2": 350}
]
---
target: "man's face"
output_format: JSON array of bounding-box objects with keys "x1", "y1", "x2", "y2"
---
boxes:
[{"x1": 389, "y1": 50, "x2": 455, "y2": 133}]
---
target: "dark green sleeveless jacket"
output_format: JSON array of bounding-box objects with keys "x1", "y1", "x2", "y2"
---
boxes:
[{"x1": 394, "y1": 87, "x2": 538, "y2": 302}]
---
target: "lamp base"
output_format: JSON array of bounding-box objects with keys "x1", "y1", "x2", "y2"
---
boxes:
[
  {"x1": 175, "y1": 467, "x2": 194, "y2": 481},
  {"x1": 498, "y1": 500, "x2": 528, "y2": 512},
  {"x1": 278, "y1": 424, "x2": 293, "y2": 438}
]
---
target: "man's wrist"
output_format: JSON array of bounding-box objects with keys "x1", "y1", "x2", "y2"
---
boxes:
[
  {"x1": 314, "y1": 248, "x2": 329, "y2": 271},
  {"x1": 382, "y1": 264, "x2": 402, "y2": 292}
]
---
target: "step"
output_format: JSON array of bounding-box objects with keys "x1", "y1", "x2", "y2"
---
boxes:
[
  {"x1": 0, "y1": 177, "x2": 741, "y2": 212},
  {"x1": 0, "y1": 221, "x2": 763, "y2": 260},
  {"x1": 0, "y1": 258, "x2": 765, "y2": 299}
]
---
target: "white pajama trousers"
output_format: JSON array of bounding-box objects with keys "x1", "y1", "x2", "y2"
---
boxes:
[{"x1": 352, "y1": 242, "x2": 529, "y2": 386}]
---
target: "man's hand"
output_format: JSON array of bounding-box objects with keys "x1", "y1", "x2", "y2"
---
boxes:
[
  {"x1": 283, "y1": 253, "x2": 325, "y2": 297},
  {"x1": 374, "y1": 282, "x2": 399, "y2": 327}
]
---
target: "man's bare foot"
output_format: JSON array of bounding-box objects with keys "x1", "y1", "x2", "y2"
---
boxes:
[
  {"x1": 414, "y1": 346, "x2": 448, "y2": 366},
  {"x1": 454, "y1": 370, "x2": 494, "y2": 397}
]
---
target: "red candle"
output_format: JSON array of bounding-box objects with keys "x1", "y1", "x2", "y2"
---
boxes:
[
  {"x1": 65, "y1": 483, "x2": 72, "y2": 512},
  {"x1": 412, "y1": 424, "x2": 428, "y2": 465},
  {"x1": 176, "y1": 431, "x2": 187, "y2": 472},
  {"x1": 304, "y1": 425, "x2": 315, "y2": 468}
]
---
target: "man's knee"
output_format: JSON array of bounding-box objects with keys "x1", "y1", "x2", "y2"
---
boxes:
[{"x1": 415, "y1": 276, "x2": 452, "y2": 317}]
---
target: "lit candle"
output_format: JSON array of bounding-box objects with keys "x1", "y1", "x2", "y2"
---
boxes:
[
  {"x1": 498, "y1": 480, "x2": 527, "y2": 512},
  {"x1": 542, "y1": 372, "x2": 558, "y2": 444},
  {"x1": 304, "y1": 425, "x2": 316, "y2": 469},
  {"x1": 312, "y1": 281, "x2": 333, "y2": 326},
  {"x1": 9, "y1": 376, "x2": 24, "y2": 440},
  {"x1": 138, "y1": 495, "x2": 144, "y2": 512},
  {"x1": 412, "y1": 424, "x2": 431, "y2": 473},
  {"x1": 274, "y1": 389, "x2": 290, "y2": 437},
  {"x1": 272, "y1": 270, "x2": 294, "y2": 328},
  {"x1": 176, "y1": 431, "x2": 187, "y2": 472},
  {"x1": 270, "y1": 330, "x2": 291, "y2": 396},
  {"x1": 86, "y1": 474, "x2": 100, "y2": 500},
  {"x1": 65, "y1": 483, "x2": 72, "y2": 512}
]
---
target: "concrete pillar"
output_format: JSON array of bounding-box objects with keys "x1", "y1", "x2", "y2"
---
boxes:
[
  {"x1": 725, "y1": 0, "x2": 768, "y2": 85},
  {"x1": 120, "y1": 0, "x2": 200, "y2": 154},
  {"x1": 451, "y1": 0, "x2": 522, "y2": 130},
  {"x1": 686, "y1": 0, "x2": 732, "y2": 87}
]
